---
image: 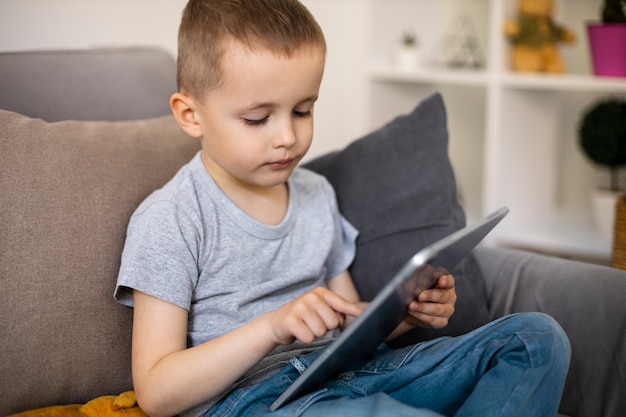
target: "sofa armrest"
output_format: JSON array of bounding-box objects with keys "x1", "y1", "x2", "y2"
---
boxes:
[{"x1": 474, "y1": 246, "x2": 626, "y2": 417}]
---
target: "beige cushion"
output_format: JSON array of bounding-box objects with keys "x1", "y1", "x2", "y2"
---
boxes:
[{"x1": 0, "y1": 110, "x2": 200, "y2": 415}]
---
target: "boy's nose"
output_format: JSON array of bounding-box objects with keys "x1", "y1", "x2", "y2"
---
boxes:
[{"x1": 273, "y1": 121, "x2": 297, "y2": 149}]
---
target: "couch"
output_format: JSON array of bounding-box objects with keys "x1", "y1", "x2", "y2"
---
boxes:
[{"x1": 1, "y1": 47, "x2": 624, "y2": 417}]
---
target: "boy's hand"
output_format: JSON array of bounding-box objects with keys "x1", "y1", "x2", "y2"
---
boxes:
[
  {"x1": 405, "y1": 274, "x2": 456, "y2": 329},
  {"x1": 269, "y1": 287, "x2": 363, "y2": 345}
]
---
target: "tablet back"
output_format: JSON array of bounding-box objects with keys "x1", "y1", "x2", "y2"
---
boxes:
[{"x1": 269, "y1": 206, "x2": 509, "y2": 411}]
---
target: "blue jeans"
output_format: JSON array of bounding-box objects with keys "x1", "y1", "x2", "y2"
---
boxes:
[{"x1": 203, "y1": 313, "x2": 570, "y2": 417}]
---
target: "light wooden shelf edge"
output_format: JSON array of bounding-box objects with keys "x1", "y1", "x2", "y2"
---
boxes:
[{"x1": 370, "y1": 65, "x2": 626, "y2": 93}]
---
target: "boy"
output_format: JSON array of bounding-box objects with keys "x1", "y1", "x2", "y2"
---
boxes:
[{"x1": 115, "y1": 1, "x2": 570, "y2": 416}]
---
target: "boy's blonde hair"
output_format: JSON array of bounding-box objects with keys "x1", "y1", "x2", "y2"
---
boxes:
[{"x1": 177, "y1": 0, "x2": 326, "y2": 100}]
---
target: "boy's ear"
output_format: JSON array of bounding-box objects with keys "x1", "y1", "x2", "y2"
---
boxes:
[{"x1": 170, "y1": 92, "x2": 203, "y2": 138}]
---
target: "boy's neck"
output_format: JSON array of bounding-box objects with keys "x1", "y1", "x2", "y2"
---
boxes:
[
  {"x1": 227, "y1": 181, "x2": 290, "y2": 226},
  {"x1": 201, "y1": 152, "x2": 290, "y2": 226}
]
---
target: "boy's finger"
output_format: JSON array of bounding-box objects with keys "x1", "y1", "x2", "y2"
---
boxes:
[
  {"x1": 324, "y1": 291, "x2": 363, "y2": 317},
  {"x1": 436, "y1": 274, "x2": 455, "y2": 289}
]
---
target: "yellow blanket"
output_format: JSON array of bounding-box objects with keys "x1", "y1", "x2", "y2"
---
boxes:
[{"x1": 9, "y1": 391, "x2": 148, "y2": 417}]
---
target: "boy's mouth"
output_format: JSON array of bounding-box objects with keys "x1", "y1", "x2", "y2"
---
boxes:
[{"x1": 267, "y1": 158, "x2": 295, "y2": 170}]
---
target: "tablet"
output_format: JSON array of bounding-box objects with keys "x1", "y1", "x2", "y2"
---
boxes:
[{"x1": 269, "y1": 206, "x2": 509, "y2": 411}]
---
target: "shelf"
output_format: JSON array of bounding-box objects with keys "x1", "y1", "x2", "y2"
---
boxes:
[
  {"x1": 367, "y1": 0, "x2": 616, "y2": 264},
  {"x1": 489, "y1": 209, "x2": 611, "y2": 261},
  {"x1": 500, "y1": 73, "x2": 626, "y2": 93},
  {"x1": 370, "y1": 65, "x2": 488, "y2": 87},
  {"x1": 371, "y1": 65, "x2": 626, "y2": 94}
]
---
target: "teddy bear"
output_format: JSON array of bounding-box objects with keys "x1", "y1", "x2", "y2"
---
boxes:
[
  {"x1": 503, "y1": 0, "x2": 576, "y2": 73},
  {"x1": 8, "y1": 391, "x2": 148, "y2": 417}
]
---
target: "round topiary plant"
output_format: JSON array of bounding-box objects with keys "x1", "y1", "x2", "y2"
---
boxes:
[
  {"x1": 578, "y1": 98, "x2": 626, "y2": 192},
  {"x1": 602, "y1": 0, "x2": 626, "y2": 23}
]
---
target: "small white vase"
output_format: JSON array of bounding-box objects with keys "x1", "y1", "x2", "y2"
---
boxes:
[
  {"x1": 394, "y1": 46, "x2": 420, "y2": 71},
  {"x1": 590, "y1": 188, "x2": 625, "y2": 237}
]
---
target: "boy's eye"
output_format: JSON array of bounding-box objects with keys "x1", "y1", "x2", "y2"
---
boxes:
[
  {"x1": 243, "y1": 110, "x2": 312, "y2": 126},
  {"x1": 294, "y1": 110, "x2": 312, "y2": 119},
  {"x1": 243, "y1": 116, "x2": 269, "y2": 127}
]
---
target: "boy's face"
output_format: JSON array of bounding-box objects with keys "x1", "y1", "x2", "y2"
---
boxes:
[{"x1": 188, "y1": 41, "x2": 325, "y2": 193}]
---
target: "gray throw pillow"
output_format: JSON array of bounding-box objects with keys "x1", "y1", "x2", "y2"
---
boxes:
[{"x1": 305, "y1": 93, "x2": 491, "y2": 345}]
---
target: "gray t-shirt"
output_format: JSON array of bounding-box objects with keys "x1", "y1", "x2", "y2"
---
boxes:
[{"x1": 115, "y1": 152, "x2": 357, "y2": 415}]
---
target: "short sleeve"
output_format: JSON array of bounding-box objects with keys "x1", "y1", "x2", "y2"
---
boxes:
[
  {"x1": 115, "y1": 200, "x2": 200, "y2": 310},
  {"x1": 323, "y1": 184, "x2": 358, "y2": 280}
]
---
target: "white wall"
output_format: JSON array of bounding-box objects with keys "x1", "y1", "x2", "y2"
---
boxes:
[
  {"x1": 0, "y1": 1, "x2": 185, "y2": 56},
  {"x1": 0, "y1": 0, "x2": 372, "y2": 160}
]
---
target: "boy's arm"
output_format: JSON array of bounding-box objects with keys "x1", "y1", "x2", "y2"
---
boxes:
[
  {"x1": 131, "y1": 290, "x2": 277, "y2": 417},
  {"x1": 132, "y1": 286, "x2": 362, "y2": 417}
]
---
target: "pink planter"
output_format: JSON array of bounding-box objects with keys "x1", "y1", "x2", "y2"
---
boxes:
[{"x1": 587, "y1": 23, "x2": 626, "y2": 77}]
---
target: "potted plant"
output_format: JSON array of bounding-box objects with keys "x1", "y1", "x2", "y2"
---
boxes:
[
  {"x1": 578, "y1": 97, "x2": 626, "y2": 236},
  {"x1": 587, "y1": 0, "x2": 626, "y2": 77},
  {"x1": 394, "y1": 30, "x2": 420, "y2": 71}
]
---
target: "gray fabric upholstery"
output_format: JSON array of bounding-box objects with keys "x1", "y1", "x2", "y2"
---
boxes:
[
  {"x1": 0, "y1": 110, "x2": 201, "y2": 415},
  {"x1": 305, "y1": 94, "x2": 492, "y2": 345},
  {"x1": 475, "y1": 246, "x2": 626, "y2": 417},
  {"x1": 0, "y1": 47, "x2": 177, "y2": 122}
]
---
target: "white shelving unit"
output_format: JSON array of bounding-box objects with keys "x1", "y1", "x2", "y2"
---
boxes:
[{"x1": 365, "y1": 0, "x2": 626, "y2": 262}]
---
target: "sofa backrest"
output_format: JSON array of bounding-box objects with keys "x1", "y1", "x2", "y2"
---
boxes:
[
  {"x1": 0, "y1": 47, "x2": 177, "y2": 122},
  {"x1": 0, "y1": 47, "x2": 200, "y2": 416}
]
